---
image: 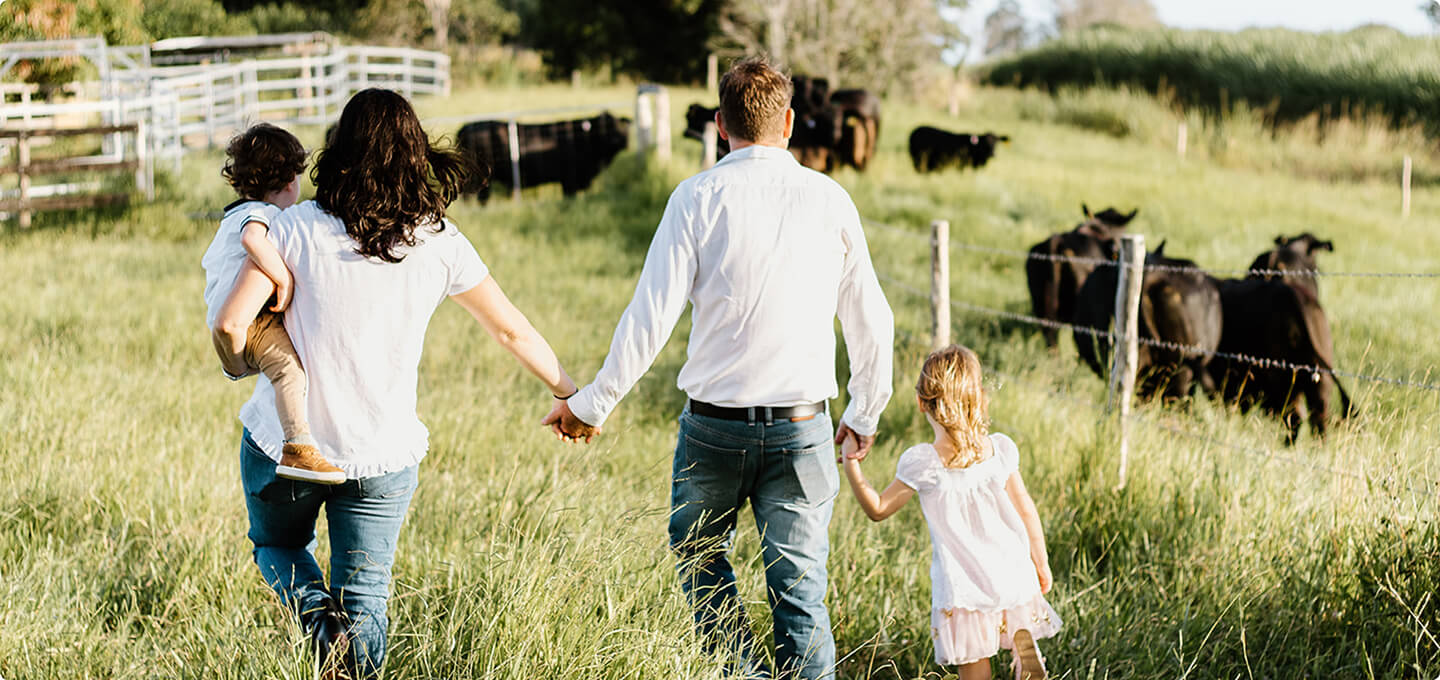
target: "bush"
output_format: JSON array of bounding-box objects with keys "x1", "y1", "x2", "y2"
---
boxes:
[{"x1": 982, "y1": 26, "x2": 1440, "y2": 135}]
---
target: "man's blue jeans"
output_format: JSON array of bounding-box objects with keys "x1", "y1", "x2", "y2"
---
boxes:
[
  {"x1": 240, "y1": 430, "x2": 417, "y2": 678},
  {"x1": 668, "y1": 406, "x2": 839, "y2": 680}
]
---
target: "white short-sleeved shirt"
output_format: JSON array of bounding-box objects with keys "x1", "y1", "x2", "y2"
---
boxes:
[
  {"x1": 894, "y1": 433, "x2": 1043, "y2": 612},
  {"x1": 239, "y1": 200, "x2": 489, "y2": 478},
  {"x1": 201, "y1": 199, "x2": 279, "y2": 329}
]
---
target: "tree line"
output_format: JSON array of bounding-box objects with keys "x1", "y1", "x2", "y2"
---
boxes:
[{"x1": 4, "y1": 0, "x2": 1162, "y2": 92}]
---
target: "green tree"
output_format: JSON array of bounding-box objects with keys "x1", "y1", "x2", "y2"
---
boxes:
[
  {"x1": 1053, "y1": 0, "x2": 1160, "y2": 33},
  {"x1": 715, "y1": 0, "x2": 966, "y2": 94},
  {"x1": 517, "y1": 0, "x2": 723, "y2": 82}
]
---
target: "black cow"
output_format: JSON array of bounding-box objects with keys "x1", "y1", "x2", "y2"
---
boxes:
[
  {"x1": 908, "y1": 127, "x2": 1010, "y2": 172},
  {"x1": 791, "y1": 75, "x2": 832, "y2": 118},
  {"x1": 684, "y1": 104, "x2": 729, "y2": 164},
  {"x1": 1248, "y1": 233, "x2": 1334, "y2": 300},
  {"x1": 456, "y1": 112, "x2": 630, "y2": 201},
  {"x1": 830, "y1": 89, "x2": 880, "y2": 171},
  {"x1": 1025, "y1": 204, "x2": 1138, "y2": 348},
  {"x1": 1207, "y1": 278, "x2": 1354, "y2": 444},
  {"x1": 1073, "y1": 242, "x2": 1223, "y2": 401}
]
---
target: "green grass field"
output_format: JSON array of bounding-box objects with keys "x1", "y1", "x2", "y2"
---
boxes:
[{"x1": 2, "y1": 82, "x2": 1438, "y2": 679}]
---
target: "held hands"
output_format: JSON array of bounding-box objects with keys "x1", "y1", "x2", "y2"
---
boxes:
[
  {"x1": 540, "y1": 398, "x2": 601, "y2": 443},
  {"x1": 834, "y1": 421, "x2": 875, "y2": 461}
]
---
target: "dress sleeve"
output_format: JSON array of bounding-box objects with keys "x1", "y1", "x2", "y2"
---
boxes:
[
  {"x1": 893, "y1": 446, "x2": 933, "y2": 491},
  {"x1": 993, "y1": 433, "x2": 1020, "y2": 474},
  {"x1": 442, "y1": 221, "x2": 490, "y2": 296}
]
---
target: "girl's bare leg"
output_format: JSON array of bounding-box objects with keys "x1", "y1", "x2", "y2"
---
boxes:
[{"x1": 957, "y1": 658, "x2": 992, "y2": 680}]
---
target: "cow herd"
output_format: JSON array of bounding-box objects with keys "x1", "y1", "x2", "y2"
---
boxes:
[
  {"x1": 1027, "y1": 206, "x2": 1354, "y2": 444},
  {"x1": 681, "y1": 75, "x2": 1010, "y2": 176},
  {"x1": 440, "y1": 96, "x2": 1354, "y2": 445},
  {"x1": 447, "y1": 76, "x2": 1017, "y2": 199}
]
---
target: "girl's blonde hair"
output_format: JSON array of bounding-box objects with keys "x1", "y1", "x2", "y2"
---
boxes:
[{"x1": 916, "y1": 344, "x2": 990, "y2": 467}]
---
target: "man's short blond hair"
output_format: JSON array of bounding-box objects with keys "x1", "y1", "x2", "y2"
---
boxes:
[{"x1": 718, "y1": 56, "x2": 792, "y2": 143}]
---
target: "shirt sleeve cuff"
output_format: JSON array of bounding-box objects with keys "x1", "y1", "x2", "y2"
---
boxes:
[
  {"x1": 566, "y1": 385, "x2": 608, "y2": 428},
  {"x1": 840, "y1": 403, "x2": 878, "y2": 437}
]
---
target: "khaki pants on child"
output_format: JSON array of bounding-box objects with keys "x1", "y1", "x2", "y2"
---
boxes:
[{"x1": 244, "y1": 311, "x2": 309, "y2": 440}]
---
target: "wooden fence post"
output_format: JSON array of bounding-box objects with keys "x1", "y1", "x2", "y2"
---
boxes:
[
  {"x1": 635, "y1": 88, "x2": 653, "y2": 153},
  {"x1": 654, "y1": 85, "x2": 671, "y2": 163},
  {"x1": 506, "y1": 119, "x2": 522, "y2": 203},
  {"x1": 1107, "y1": 233, "x2": 1145, "y2": 489},
  {"x1": 701, "y1": 121, "x2": 717, "y2": 170},
  {"x1": 1402, "y1": 155, "x2": 1412, "y2": 218},
  {"x1": 1177, "y1": 122, "x2": 1187, "y2": 159},
  {"x1": 930, "y1": 219, "x2": 951, "y2": 350},
  {"x1": 706, "y1": 54, "x2": 719, "y2": 93},
  {"x1": 17, "y1": 130, "x2": 30, "y2": 229}
]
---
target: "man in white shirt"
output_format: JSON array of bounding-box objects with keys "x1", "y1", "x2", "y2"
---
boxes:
[{"x1": 545, "y1": 57, "x2": 893, "y2": 679}]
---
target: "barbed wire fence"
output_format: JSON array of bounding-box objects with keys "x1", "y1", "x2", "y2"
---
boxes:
[{"x1": 866, "y1": 217, "x2": 1440, "y2": 503}]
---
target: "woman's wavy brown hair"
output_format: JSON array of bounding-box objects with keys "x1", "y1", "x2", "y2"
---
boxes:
[{"x1": 312, "y1": 88, "x2": 480, "y2": 263}]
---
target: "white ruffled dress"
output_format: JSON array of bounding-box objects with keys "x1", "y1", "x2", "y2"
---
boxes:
[{"x1": 894, "y1": 433, "x2": 1062, "y2": 666}]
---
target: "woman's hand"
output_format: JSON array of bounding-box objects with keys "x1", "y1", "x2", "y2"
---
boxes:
[{"x1": 540, "y1": 398, "x2": 601, "y2": 443}]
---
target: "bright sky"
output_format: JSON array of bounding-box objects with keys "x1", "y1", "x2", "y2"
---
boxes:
[{"x1": 958, "y1": 0, "x2": 1436, "y2": 60}]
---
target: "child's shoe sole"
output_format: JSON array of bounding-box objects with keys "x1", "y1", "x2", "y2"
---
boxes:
[
  {"x1": 1013, "y1": 629, "x2": 1047, "y2": 680},
  {"x1": 277, "y1": 465, "x2": 346, "y2": 485}
]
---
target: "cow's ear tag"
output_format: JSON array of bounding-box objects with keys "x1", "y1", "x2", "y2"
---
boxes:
[
  {"x1": 582, "y1": 121, "x2": 592, "y2": 131},
  {"x1": 970, "y1": 135, "x2": 979, "y2": 144}
]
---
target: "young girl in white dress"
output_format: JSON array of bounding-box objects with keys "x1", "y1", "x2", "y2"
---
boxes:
[{"x1": 842, "y1": 344, "x2": 1060, "y2": 680}]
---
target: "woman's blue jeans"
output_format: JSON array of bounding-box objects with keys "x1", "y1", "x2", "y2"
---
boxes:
[
  {"x1": 668, "y1": 407, "x2": 839, "y2": 680},
  {"x1": 239, "y1": 430, "x2": 417, "y2": 678}
]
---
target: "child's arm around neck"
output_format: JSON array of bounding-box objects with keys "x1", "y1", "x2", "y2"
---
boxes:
[{"x1": 840, "y1": 437, "x2": 915, "y2": 522}]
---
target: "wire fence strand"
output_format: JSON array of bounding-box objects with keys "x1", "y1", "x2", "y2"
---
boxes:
[
  {"x1": 881, "y1": 274, "x2": 1438, "y2": 502},
  {"x1": 864, "y1": 219, "x2": 1440, "y2": 279},
  {"x1": 873, "y1": 247, "x2": 1440, "y2": 393}
]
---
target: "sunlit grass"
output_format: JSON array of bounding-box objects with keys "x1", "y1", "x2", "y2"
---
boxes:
[{"x1": 0, "y1": 81, "x2": 1437, "y2": 679}]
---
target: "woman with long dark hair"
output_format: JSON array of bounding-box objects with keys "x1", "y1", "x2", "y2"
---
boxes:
[{"x1": 212, "y1": 88, "x2": 592, "y2": 677}]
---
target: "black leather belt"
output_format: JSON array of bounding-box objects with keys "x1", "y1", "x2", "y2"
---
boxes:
[{"x1": 688, "y1": 400, "x2": 826, "y2": 422}]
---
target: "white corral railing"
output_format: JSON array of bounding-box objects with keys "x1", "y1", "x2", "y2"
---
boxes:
[{"x1": 1, "y1": 39, "x2": 450, "y2": 167}]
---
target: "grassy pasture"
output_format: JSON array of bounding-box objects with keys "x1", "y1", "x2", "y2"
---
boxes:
[{"x1": 2, "y1": 81, "x2": 1439, "y2": 679}]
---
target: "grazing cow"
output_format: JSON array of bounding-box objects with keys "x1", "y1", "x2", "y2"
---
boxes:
[
  {"x1": 1025, "y1": 204, "x2": 1138, "y2": 348},
  {"x1": 1072, "y1": 242, "x2": 1223, "y2": 401},
  {"x1": 684, "y1": 104, "x2": 729, "y2": 163},
  {"x1": 908, "y1": 127, "x2": 1010, "y2": 172},
  {"x1": 1248, "y1": 233, "x2": 1334, "y2": 299},
  {"x1": 1207, "y1": 278, "x2": 1354, "y2": 444},
  {"x1": 830, "y1": 89, "x2": 881, "y2": 171},
  {"x1": 456, "y1": 112, "x2": 630, "y2": 201},
  {"x1": 791, "y1": 75, "x2": 832, "y2": 118}
]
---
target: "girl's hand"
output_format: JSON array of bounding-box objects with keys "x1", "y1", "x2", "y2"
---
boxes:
[
  {"x1": 1034, "y1": 559, "x2": 1053, "y2": 594},
  {"x1": 837, "y1": 434, "x2": 859, "y2": 464},
  {"x1": 270, "y1": 278, "x2": 293, "y2": 312}
]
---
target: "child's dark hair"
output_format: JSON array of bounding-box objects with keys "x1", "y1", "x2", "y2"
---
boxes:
[
  {"x1": 312, "y1": 88, "x2": 478, "y2": 263},
  {"x1": 222, "y1": 123, "x2": 307, "y2": 199}
]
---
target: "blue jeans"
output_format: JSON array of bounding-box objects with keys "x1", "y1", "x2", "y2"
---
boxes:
[
  {"x1": 668, "y1": 407, "x2": 839, "y2": 680},
  {"x1": 239, "y1": 431, "x2": 417, "y2": 678}
]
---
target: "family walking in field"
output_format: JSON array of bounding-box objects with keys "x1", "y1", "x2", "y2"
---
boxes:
[{"x1": 203, "y1": 57, "x2": 1059, "y2": 680}]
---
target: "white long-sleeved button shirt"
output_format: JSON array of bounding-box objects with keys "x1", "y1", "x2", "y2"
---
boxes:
[{"x1": 568, "y1": 144, "x2": 894, "y2": 435}]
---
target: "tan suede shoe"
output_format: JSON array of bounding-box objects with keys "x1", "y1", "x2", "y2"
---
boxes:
[
  {"x1": 277, "y1": 443, "x2": 346, "y2": 485},
  {"x1": 1013, "y1": 629, "x2": 1048, "y2": 680}
]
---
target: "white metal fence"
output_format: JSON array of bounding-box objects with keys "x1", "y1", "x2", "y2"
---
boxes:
[{"x1": 1, "y1": 38, "x2": 451, "y2": 173}]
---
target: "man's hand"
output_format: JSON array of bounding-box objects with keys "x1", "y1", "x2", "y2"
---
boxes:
[
  {"x1": 269, "y1": 279, "x2": 292, "y2": 313},
  {"x1": 835, "y1": 421, "x2": 875, "y2": 461},
  {"x1": 541, "y1": 398, "x2": 601, "y2": 443}
]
